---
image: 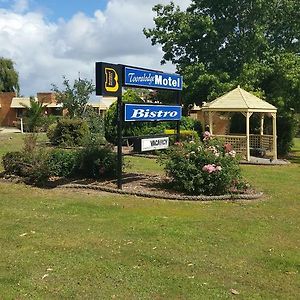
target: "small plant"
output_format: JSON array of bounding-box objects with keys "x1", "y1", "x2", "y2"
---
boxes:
[
  {"x1": 47, "y1": 118, "x2": 90, "y2": 147},
  {"x1": 48, "y1": 149, "x2": 79, "y2": 177},
  {"x1": 77, "y1": 141, "x2": 119, "y2": 179},
  {"x1": 159, "y1": 139, "x2": 246, "y2": 195},
  {"x1": 2, "y1": 149, "x2": 51, "y2": 186}
]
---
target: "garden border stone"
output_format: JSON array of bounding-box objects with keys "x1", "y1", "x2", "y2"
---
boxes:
[{"x1": 59, "y1": 182, "x2": 263, "y2": 201}]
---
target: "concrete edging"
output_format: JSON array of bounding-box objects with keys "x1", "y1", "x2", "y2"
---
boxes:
[{"x1": 59, "y1": 183, "x2": 264, "y2": 201}]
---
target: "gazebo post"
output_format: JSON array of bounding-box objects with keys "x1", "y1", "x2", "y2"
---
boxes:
[
  {"x1": 260, "y1": 113, "x2": 264, "y2": 135},
  {"x1": 271, "y1": 112, "x2": 277, "y2": 160},
  {"x1": 260, "y1": 113, "x2": 264, "y2": 148},
  {"x1": 246, "y1": 112, "x2": 251, "y2": 161},
  {"x1": 208, "y1": 111, "x2": 213, "y2": 135},
  {"x1": 242, "y1": 111, "x2": 252, "y2": 162}
]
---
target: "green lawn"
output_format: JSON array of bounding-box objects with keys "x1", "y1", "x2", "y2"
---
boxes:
[{"x1": 0, "y1": 135, "x2": 299, "y2": 299}]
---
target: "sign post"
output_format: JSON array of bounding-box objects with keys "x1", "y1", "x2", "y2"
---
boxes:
[{"x1": 96, "y1": 62, "x2": 183, "y2": 190}]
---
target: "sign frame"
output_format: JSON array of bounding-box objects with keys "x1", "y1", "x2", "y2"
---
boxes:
[
  {"x1": 95, "y1": 62, "x2": 122, "y2": 97},
  {"x1": 123, "y1": 66, "x2": 183, "y2": 91},
  {"x1": 124, "y1": 103, "x2": 182, "y2": 122}
]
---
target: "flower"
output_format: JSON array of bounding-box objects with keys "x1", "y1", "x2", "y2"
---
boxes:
[
  {"x1": 207, "y1": 145, "x2": 220, "y2": 157},
  {"x1": 203, "y1": 131, "x2": 211, "y2": 141},
  {"x1": 224, "y1": 143, "x2": 233, "y2": 153},
  {"x1": 226, "y1": 150, "x2": 236, "y2": 158},
  {"x1": 202, "y1": 164, "x2": 222, "y2": 173}
]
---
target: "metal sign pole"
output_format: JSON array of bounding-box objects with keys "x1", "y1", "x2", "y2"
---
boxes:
[
  {"x1": 176, "y1": 91, "x2": 181, "y2": 142},
  {"x1": 117, "y1": 95, "x2": 123, "y2": 189}
]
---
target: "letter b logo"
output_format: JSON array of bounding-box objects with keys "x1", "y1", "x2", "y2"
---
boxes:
[{"x1": 105, "y1": 67, "x2": 119, "y2": 92}]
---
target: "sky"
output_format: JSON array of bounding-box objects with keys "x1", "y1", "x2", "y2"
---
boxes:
[{"x1": 0, "y1": 0, "x2": 191, "y2": 96}]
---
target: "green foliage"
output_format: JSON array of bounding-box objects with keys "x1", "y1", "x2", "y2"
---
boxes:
[
  {"x1": 160, "y1": 139, "x2": 245, "y2": 195},
  {"x1": 2, "y1": 151, "x2": 26, "y2": 176},
  {"x1": 40, "y1": 115, "x2": 61, "y2": 132},
  {"x1": 144, "y1": 1, "x2": 300, "y2": 153},
  {"x1": 2, "y1": 149, "x2": 50, "y2": 186},
  {"x1": 52, "y1": 76, "x2": 94, "y2": 118},
  {"x1": 47, "y1": 118, "x2": 90, "y2": 147},
  {"x1": 22, "y1": 97, "x2": 46, "y2": 132},
  {"x1": 82, "y1": 106, "x2": 106, "y2": 144},
  {"x1": 0, "y1": 57, "x2": 19, "y2": 93},
  {"x1": 277, "y1": 112, "x2": 299, "y2": 156},
  {"x1": 48, "y1": 149, "x2": 79, "y2": 178},
  {"x1": 104, "y1": 90, "x2": 148, "y2": 144},
  {"x1": 77, "y1": 142, "x2": 118, "y2": 179}
]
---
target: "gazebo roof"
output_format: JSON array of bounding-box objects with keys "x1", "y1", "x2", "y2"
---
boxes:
[{"x1": 202, "y1": 86, "x2": 277, "y2": 113}]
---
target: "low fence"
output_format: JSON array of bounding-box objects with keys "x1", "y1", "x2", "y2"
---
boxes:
[{"x1": 213, "y1": 134, "x2": 273, "y2": 157}]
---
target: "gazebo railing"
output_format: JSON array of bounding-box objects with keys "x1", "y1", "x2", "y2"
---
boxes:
[
  {"x1": 249, "y1": 134, "x2": 273, "y2": 151},
  {"x1": 213, "y1": 135, "x2": 247, "y2": 157},
  {"x1": 213, "y1": 134, "x2": 274, "y2": 157}
]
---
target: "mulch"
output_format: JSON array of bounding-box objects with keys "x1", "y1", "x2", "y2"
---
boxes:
[{"x1": 1, "y1": 172, "x2": 263, "y2": 201}]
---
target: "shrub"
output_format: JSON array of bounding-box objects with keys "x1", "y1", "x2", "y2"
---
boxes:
[
  {"x1": 77, "y1": 142, "x2": 118, "y2": 179},
  {"x1": 277, "y1": 112, "x2": 298, "y2": 156},
  {"x1": 159, "y1": 138, "x2": 245, "y2": 195},
  {"x1": 22, "y1": 150, "x2": 51, "y2": 186},
  {"x1": 47, "y1": 118, "x2": 90, "y2": 147},
  {"x1": 82, "y1": 106, "x2": 106, "y2": 144},
  {"x1": 2, "y1": 151, "x2": 26, "y2": 176},
  {"x1": 48, "y1": 149, "x2": 79, "y2": 177},
  {"x1": 2, "y1": 149, "x2": 51, "y2": 186}
]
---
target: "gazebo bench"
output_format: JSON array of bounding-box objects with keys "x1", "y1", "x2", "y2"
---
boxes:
[{"x1": 250, "y1": 147, "x2": 266, "y2": 158}]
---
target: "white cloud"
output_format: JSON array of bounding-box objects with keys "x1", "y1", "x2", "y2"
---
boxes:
[{"x1": 0, "y1": 0, "x2": 191, "y2": 95}]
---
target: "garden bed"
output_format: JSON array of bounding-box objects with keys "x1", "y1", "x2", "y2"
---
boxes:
[
  {"x1": 1, "y1": 172, "x2": 263, "y2": 201},
  {"x1": 53, "y1": 173, "x2": 262, "y2": 201}
]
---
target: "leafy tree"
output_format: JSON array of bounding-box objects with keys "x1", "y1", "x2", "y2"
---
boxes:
[
  {"x1": 52, "y1": 76, "x2": 94, "y2": 118},
  {"x1": 22, "y1": 97, "x2": 46, "y2": 132},
  {"x1": 0, "y1": 57, "x2": 19, "y2": 93},
  {"x1": 144, "y1": 0, "x2": 300, "y2": 155},
  {"x1": 144, "y1": 1, "x2": 300, "y2": 109}
]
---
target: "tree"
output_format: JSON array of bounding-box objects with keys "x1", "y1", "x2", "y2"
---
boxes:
[
  {"x1": 22, "y1": 97, "x2": 46, "y2": 132},
  {"x1": 144, "y1": 0, "x2": 300, "y2": 155},
  {"x1": 0, "y1": 57, "x2": 19, "y2": 93},
  {"x1": 144, "y1": 1, "x2": 300, "y2": 109},
  {"x1": 52, "y1": 76, "x2": 95, "y2": 118}
]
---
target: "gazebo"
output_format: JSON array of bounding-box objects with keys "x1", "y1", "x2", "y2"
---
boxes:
[{"x1": 201, "y1": 86, "x2": 277, "y2": 161}]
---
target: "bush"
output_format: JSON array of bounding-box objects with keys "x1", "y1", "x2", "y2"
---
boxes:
[
  {"x1": 277, "y1": 112, "x2": 298, "y2": 156},
  {"x1": 48, "y1": 149, "x2": 79, "y2": 177},
  {"x1": 77, "y1": 142, "x2": 118, "y2": 179},
  {"x1": 159, "y1": 138, "x2": 245, "y2": 195},
  {"x1": 2, "y1": 151, "x2": 26, "y2": 176},
  {"x1": 47, "y1": 118, "x2": 90, "y2": 147},
  {"x1": 83, "y1": 106, "x2": 106, "y2": 144},
  {"x1": 2, "y1": 149, "x2": 51, "y2": 186}
]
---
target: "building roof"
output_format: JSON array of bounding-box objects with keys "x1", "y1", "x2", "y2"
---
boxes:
[
  {"x1": 88, "y1": 97, "x2": 117, "y2": 110},
  {"x1": 10, "y1": 97, "x2": 35, "y2": 108},
  {"x1": 201, "y1": 86, "x2": 277, "y2": 113},
  {"x1": 46, "y1": 102, "x2": 63, "y2": 108}
]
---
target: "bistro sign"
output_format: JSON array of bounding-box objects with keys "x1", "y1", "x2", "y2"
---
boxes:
[
  {"x1": 124, "y1": 66, "x2": 183, "y2": 91},
  {"x1": 124, "y1": 103, "x2": 182, "y2": 122}
]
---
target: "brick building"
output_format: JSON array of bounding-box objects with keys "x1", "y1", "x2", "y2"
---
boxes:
[{"x1": 0, "y1": 92, "x2": 62, "y2": 127}]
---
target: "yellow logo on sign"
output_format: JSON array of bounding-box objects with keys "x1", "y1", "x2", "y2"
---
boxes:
[{"x1": 105, "y1": 67, "x2": 119, "y2": 92}]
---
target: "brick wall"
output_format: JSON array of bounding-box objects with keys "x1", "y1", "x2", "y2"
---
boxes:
[
  {"x1": 0, "y1": 92, "x2": 16, "y2": 126},
  {"x1": 37, "y1": 92, "x2": 56, "y2": 104}
]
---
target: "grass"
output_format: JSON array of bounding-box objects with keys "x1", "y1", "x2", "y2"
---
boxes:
[{"x1": 0, "y1": 135, "x2": 299, "y2": 299}]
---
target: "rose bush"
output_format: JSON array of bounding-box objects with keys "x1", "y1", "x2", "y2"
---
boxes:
[{"x1": 159, "y1": 137, "x2": 247, "y2": 195}]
